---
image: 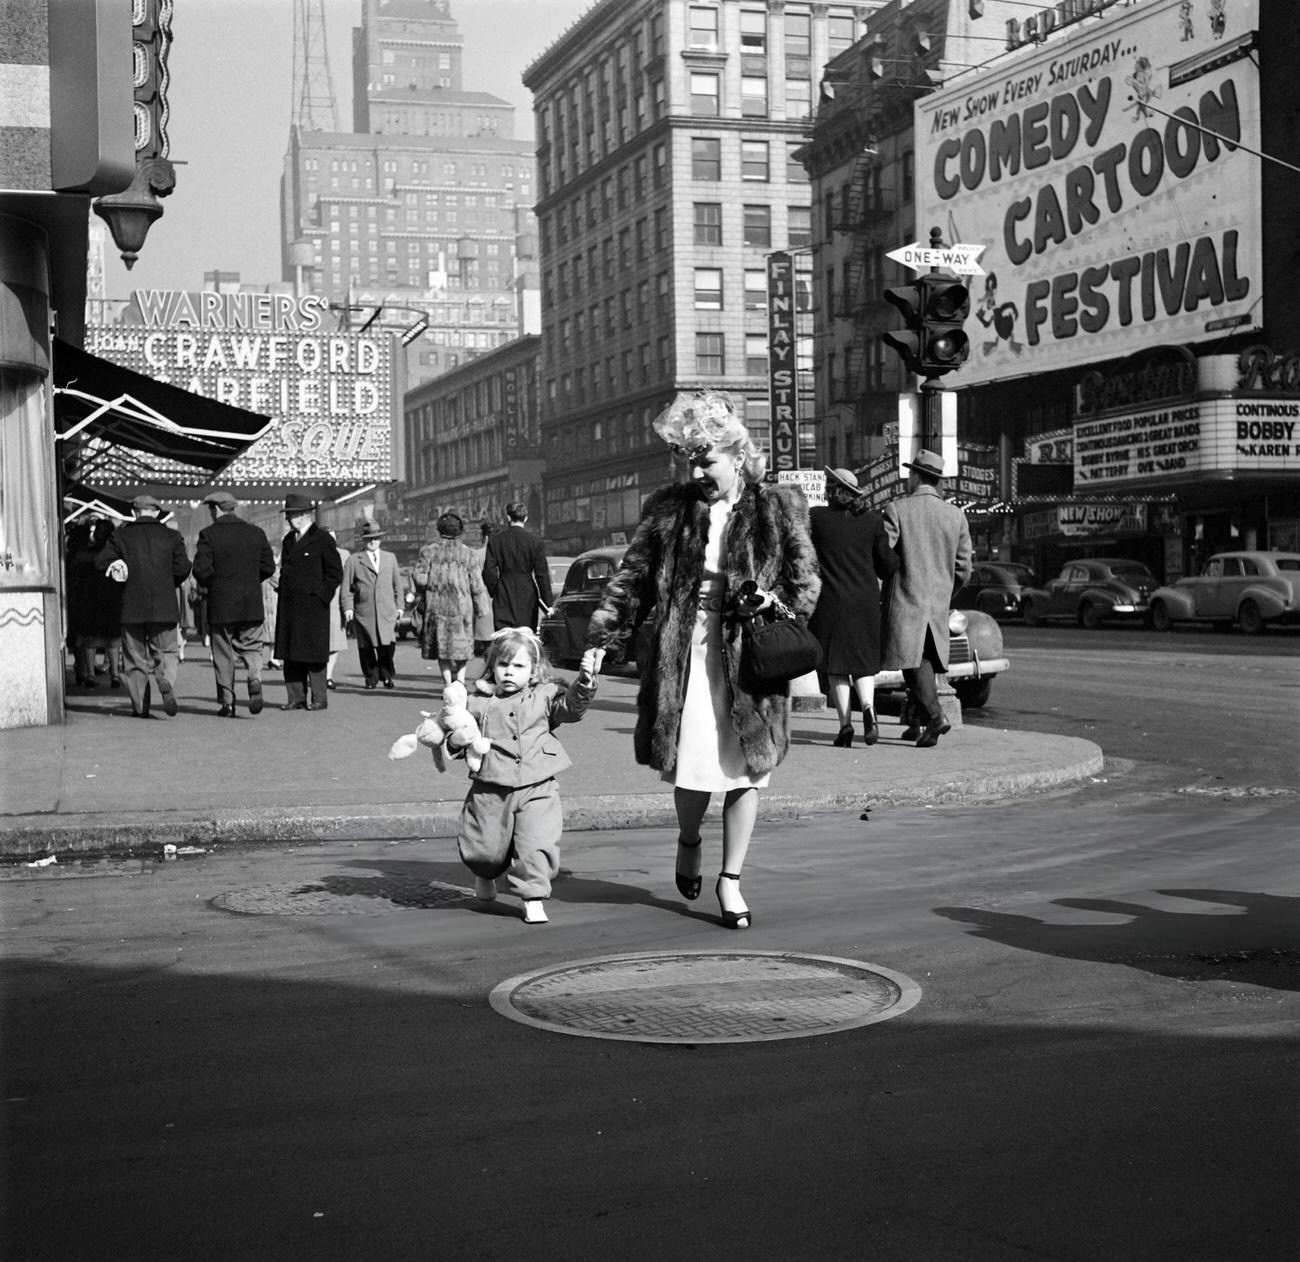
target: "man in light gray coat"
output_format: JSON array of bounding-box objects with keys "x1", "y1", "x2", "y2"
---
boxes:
[
  {"x1": 881, "y1": 449, "x2": 973, "y2": 747},
  {"x1": 341, "y1": 522, "x2": 403, "y2": 689}
]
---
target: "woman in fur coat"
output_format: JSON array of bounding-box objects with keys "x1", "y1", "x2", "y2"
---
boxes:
[{"x1": 586, "y1": 391, "x2": 820, "y2": 930}]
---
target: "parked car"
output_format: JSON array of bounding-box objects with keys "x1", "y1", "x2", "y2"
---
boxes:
[
  {"x1": 544, "y1": 555, "x2": 575, "y2": 605},
  {"x1": 954, "y1": 562, "x2": 1037, "y2": 620},
  {"x1": 1148, "y1": 550, "x2": 1300, "y2": 634},
  {"x1": 542, "y1": 547, "x2": 1010, "y2": 707},
  {"x1": 395, "y1": 566, "x2": 422, "y2": 640},
  {"x1": 539, "y1": 546, "x2": 648, "y2": 672},
  {"x1": 1020, "y1": 558, "x2": 1157, "y2": 628}
]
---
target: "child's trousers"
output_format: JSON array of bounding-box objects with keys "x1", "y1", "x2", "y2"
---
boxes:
[{"x1": 457, "y1": 778, "x2": 562, "y2": 900}]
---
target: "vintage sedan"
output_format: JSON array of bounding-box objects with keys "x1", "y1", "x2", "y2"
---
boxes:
[
  {"x1": 1020, "y1": 557, "x2": 1157, "y2": 628},
  {"x1": 543, "y1": 547, "x2": 1009, "y2": 707},
  {"x1": 955, "y1": 562, "x2": 1037, "y2": 620},
  {"x1": 1148, "y1": 550, "x2": 1300, "y2": 634}
]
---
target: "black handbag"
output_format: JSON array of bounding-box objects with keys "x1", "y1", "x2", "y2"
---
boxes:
[{"x1": 741, "y1": 597, "x2": 822, "y2": 687}]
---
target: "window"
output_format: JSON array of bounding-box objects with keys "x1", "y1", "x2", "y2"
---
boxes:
[
  {"x1": 743, "y1": 204, "x2": 771, "y2": 248},
  {"x1": 654, "y1": 207, "x2": 669, "y2": 250},
  {"x1": 692, "y1": 138, "x2": 722, "y2": 181},
  {"x1": 657, "y1": 271, "x2": 670, "y2": 311},
  {"x1": 745, "y1": 334, "x2": 768, "y2": 375},
  {"x1": 744, "y1": 269, "x2": 767, "y2": 310},
  {"x1": 785, "y1": 11, "x2": 811, "y2": 58},
  {"x1": 689, "y1": 5, "x2": 719, "y2": 50},
  {"x1": 902, "y1": 150, "x2": 915, "y2": 203},
  {"x1": 742, "y1": 76, "x2": 768, "y2": 117},
  {"x1": 694, "y1": 268, "x2": 723, "y2": 309},
  {"x1": 786, "y1": 77, "x2": 812, "y2": 120},
  {"x1": 691, "y1": 73, "x2": 720, "y2": 117},
  {"x1": 787, "y1": 142, "x2": 807, "y2": 182},
  {"x1": 742, "y1": 141, "x2": 769, "y2": 182},
  {"x1": 788, "y1": 206, "x2": 811, "y2": 249},
  {"x1": 694, "y1": 202, "x2": 723, "y2": 245},
  {"x1": 696, "y1": 333, "x2": 725, "y2": 375},
  {"x1": 741, "y1": 9, "x2": 767, "y2": 54},
  {"x1": 827, "y1": 14, "x2": 856, "y2": 58}
]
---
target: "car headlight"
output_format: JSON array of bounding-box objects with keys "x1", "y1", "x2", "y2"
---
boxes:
[{"x1": 948, "y1": 610, "x2": 969, "y2": 635}]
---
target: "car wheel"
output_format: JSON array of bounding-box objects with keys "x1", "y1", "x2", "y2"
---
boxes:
[
  {"x1": 1238, "y1": 600, "x2": 1264, "y2": 635},
  {"x1": 1078, "y1": 601, "x2": 1101, "y2": 630},
  {"x1": 954, "y1": 677, "x2": 993, "y2": 708},
  {"x1": 1149, "y1": 600, "x2": 1172, "y2": 632},
  {"x1": 1021, "y1": 600, "x2": 1041, "y2": 627}
]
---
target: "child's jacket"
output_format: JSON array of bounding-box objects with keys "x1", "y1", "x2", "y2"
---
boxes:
[{"x1": 465, "y1": 675, "x2": 596, "y2": 788}]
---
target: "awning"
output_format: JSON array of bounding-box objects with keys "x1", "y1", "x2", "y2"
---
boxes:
[
  {"x1": 60, "y1": 479, "x2": 172, "y2": 526},
  {"x1": 52, "y1": 338, "x2": 273, "y2": 486}
]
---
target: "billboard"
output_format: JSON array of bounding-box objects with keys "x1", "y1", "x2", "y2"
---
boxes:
[
  {"x1": 87, "y1": 290, "x2": 393, "y2": 490},
  {"x1": 915, "y1": 0, "x2": 1262, "y2": 388}
]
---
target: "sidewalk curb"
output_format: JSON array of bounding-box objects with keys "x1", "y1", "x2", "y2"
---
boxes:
[{"x1": 0, "y1": 742, "x2": 1103, "y2": 859}]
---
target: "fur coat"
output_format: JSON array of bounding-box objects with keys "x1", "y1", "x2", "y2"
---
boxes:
[{"x1": 586, "y1": 481, "x2": 820, "y2": 778}]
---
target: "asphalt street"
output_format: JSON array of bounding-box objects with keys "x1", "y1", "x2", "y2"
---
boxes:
[{"x1": 2, "y1": 788, "x2": 1296, "y2": 1262}]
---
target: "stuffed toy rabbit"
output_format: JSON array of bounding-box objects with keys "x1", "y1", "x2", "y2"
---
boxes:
[{"x1": 387, "y1": 681, "x2": 490, "y2": 773}]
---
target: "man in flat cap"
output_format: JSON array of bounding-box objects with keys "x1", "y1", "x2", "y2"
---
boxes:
[
  {"x1": 274, "y1": 493, "x2": 342, "y2": 710},
  {"x1": 96, "y1": 494, "x2": 192, "y2": 718},
  {"x1": 880, "y1": 449, "x2": 972, "y2": 747},
  {"x1": 192, "y1": 490, "x2": 276, "y2": 717}
]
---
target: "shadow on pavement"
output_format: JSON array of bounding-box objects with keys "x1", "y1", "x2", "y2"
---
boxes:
[{"x1": 934, "y1": 889, "x2": 1300, "y2": 991}]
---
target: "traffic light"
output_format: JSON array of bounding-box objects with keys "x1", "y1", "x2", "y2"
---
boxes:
[{"x1": 882, "y1": 274, "x2": 971, "y2": 377}]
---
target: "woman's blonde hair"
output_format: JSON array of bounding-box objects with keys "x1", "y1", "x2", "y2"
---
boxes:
[
  {"x1": 483, "y1": 627, "x2": 550, "y2": 684},
  {"x1": 652, "y1": 390, "x2": 767, "y2": 483}
]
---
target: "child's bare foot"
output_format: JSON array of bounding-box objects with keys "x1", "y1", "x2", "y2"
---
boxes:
[
  {"x1": 522, "y1": 900, "x2": 548, "y2": 925},
  {"x1": 474, "y1": 877, "x2": 497, "y2": 901}
]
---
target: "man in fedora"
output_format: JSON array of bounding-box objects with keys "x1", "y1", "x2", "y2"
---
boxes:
[
  {"x1": 275, "y1": 493, "x2": 342, "y2": 710},
  {"x1": 96, "y1": 494, "x2": 191, "y2": 718},
  {"x1": 880, "y1": 449, "x2": 972, "y2": 747},
  {"x1": 341, "y1": 521, "x2": 403, "y2": 688},
  {"x1": 482, "y1": 500, "x2": 553, "y2": 633},
  {"x1": 192, "y1": 490, "x2": 276, "y2": 717}
]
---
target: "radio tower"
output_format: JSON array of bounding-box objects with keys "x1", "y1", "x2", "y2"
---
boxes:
[{"x1": 292, "y1": 0, "x2": 339, "y2": 132}]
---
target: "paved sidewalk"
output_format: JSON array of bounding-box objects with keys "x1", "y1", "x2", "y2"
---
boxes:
[{"x1": 0, "y1": 645, "x2": 1103, "y2": 857}]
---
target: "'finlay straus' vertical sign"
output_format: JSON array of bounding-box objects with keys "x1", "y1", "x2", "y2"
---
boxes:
[{"x1": 766, "y1": 252, "x2": 798, "y2": 470}]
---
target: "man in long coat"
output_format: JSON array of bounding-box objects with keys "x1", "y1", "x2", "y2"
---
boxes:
[
  {"x1": 340, "y1": 522, "x2": 403, "y2": 688},
  {"x1": 192, "y1": 490, "x2": 276, "y2": 718},
  {"x1": 881, "y1": 449, "x2": 973, "y2": 747},
  {"x1": 482, "y1": 501, "x2": 553, "y2": 632},
  {"x1": 274, "y1": 493, "x2": 342, "y2": 711},
  {"x1": 96, "y1": 494, "x2": 191, "y2": 718}
]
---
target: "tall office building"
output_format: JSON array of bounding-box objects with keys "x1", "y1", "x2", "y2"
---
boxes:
[
  {"x1": 524, "y1": 0, "x2": 883, "y2": 553},
  {"x1": 281, "y1": 0, "x2": 538, "y2": 395}
]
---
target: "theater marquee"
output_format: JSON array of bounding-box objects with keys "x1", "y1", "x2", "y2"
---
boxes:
[
  {"x1": 914, "y1": 0, "x2": 1262, "y2": 388},
  {"x1": 87, "y1": 290, "x2": 394, "y2": 491}
]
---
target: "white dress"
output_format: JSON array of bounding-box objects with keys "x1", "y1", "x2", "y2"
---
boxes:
[{"x1": 666, "y1": 494, "x2": 771, "y2": 792}]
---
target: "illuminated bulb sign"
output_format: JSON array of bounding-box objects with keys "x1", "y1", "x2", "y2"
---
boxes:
[{"x1": 88, "y1": 291, "x2": 394, "y2": 488}]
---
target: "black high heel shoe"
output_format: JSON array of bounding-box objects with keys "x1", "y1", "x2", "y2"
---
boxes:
[
  {"x1": 715, "y1": 872, "x2": 751, "y2": 930},
  {"x1": 675, "y1": 836, "x2": 702, "y2": 900},
  {"x1": 832, "y1": 723, "x2": 853, "y2": 748},
  {"x1": 862, "y1": 709, "x2": 879, "y2": 746}
]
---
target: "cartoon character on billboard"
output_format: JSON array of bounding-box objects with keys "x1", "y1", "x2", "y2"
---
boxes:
[
  {"x1": 1125, "y1": 56, "x2": 1160, "y2": 120},
  {"x1": 1177, "y1": 0, "x2": 1194, "y2": 41},
  {"x1": 1209, "y1": 0, "x2": 1226, "y2": 39},
  {"x1": 974, "y1": 273, "x2": 1023, "y2": 357}
]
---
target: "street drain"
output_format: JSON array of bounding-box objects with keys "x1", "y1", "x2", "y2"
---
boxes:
[
  {"x1": 489, "y1": 950, "x2": 921, "y2": 1044},
  {"x1": 211, "y1": 877, "x2": 473, "y2": 916}
]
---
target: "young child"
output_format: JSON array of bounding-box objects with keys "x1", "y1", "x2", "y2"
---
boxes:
[{"x1": 451, "y1": 627, "x2": 603, "y2": 924}]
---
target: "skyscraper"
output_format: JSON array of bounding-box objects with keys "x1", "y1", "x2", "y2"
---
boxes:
[{"x1": 281, "y1": 0, "x2": 538, "y2": 392}]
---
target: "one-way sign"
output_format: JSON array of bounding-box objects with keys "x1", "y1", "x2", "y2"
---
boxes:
[{"x1": 886, "y1": 241, "x2": 987, "y2": 276}]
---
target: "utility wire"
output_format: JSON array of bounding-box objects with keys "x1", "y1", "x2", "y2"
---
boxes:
[{"x1": 1129, "y1": 98, "x2": 1300, "y2": 175}]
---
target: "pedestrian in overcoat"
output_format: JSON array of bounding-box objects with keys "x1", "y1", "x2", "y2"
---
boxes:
[
  {"x1": 341, "y1": 522, "x2": 403, "y2": 688},
  {"x1": 192, "y1": 490, "x2": 276, "y2": 717},
  {"x1": 585, "y1": 390, "x2": 820, "y2": 931},
  {"x1": 96, "y1": 494, "x2": 191, "y2": 718},
  {"x1": 482, "y1": 501, "x2": 553, "y2": 631},
  {"x1": 274, "y1": 493, "x2": 342, "y2": 710},
  {"x1": 411, "y1": 511, "x2": 491, "y2": 685},
  {"x1": 809, "y1": 467, "x2": 899, "y2": 747},
  {"x1": 881, "y1": 449, "x2": 973, "y2": 747}
]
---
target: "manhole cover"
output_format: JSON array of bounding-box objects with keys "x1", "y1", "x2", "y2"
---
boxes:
[
  {"x1": 211, "y1": 877, "x2": 473, "y2": 916},
  {"x1": 489, "y1": 950, "x2": 921, "y2": 1044}
]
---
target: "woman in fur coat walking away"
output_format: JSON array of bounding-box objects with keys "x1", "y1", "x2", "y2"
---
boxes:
[{"x1": 586, "y1": 391, "x2": 820, "y2": 929}]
